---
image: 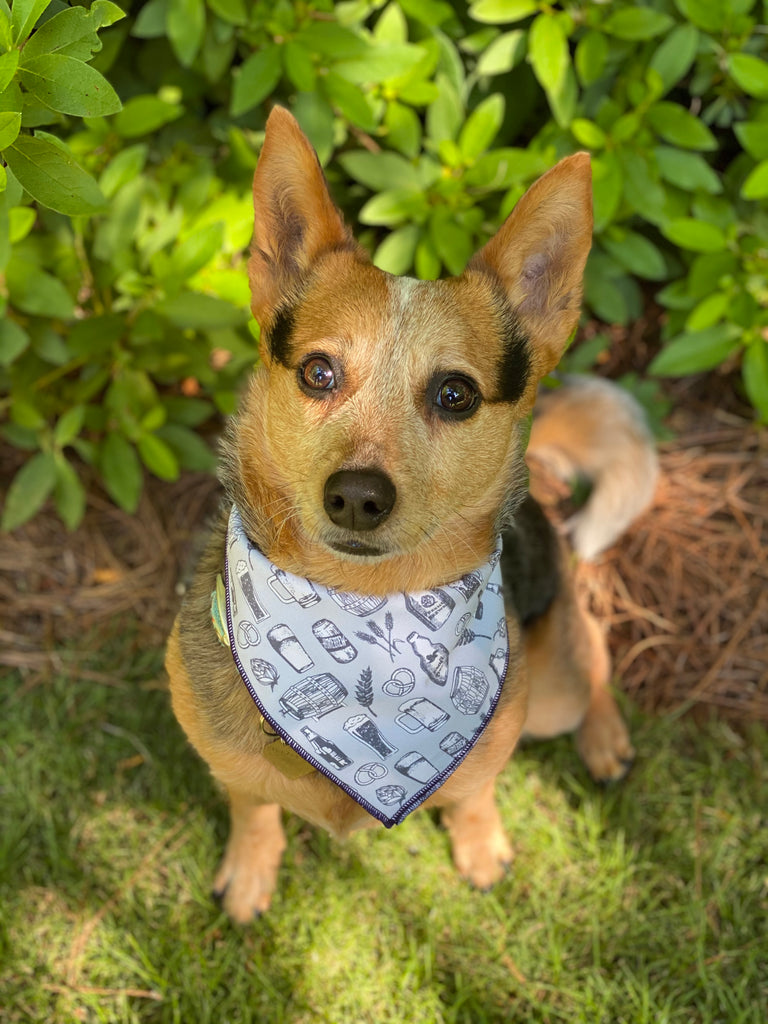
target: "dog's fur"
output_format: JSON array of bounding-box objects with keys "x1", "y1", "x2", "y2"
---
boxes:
[{"x1": 166, "y1": 107, "x2": 641, "y2": 923}]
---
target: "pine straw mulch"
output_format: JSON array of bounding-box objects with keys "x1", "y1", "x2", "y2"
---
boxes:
[{"x1": 2, "y1": 406, "x2": 767, "y2": 723}]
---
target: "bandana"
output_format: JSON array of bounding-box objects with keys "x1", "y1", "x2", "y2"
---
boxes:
[{"x1": 224, "y1": 505, "x2": 509, "y2": 828}]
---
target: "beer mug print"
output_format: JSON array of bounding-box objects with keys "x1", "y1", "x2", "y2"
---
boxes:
[
  {"x1": 267, "y1": 566, "x2": 320, "y2": 608},
  {"x1": 395, "y1": 696, "x2": 450, "y2": 733},
  {"x1": 395, "y1": 751, "x2": 437, "y2": 784}
]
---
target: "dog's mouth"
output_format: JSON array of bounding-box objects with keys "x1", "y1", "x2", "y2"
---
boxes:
[{"x1": 328, "y1": 537, "x2": 389, "y2": 558}]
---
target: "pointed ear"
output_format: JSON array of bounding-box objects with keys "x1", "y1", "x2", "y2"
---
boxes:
[
  {"x1": 249, "y1": 106, "x2": 362, "y2": 335},
  {"x1": 469, "y1": 153, "x2": 592, "y2": 378}
]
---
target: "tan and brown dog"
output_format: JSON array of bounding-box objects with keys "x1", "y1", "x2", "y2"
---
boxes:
[{"x1": 166, "y1": 107, "x2": 640, "y2": 923}]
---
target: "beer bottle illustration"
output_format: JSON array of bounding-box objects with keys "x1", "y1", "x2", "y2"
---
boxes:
[
  {"x1": 406, "y1": 632, "x2": 449, "y2": 686},
  {"x1": 300, "y1": 727, "x2": 352, "y2": 769},
  {"x1": 267, "y1": 624, "x2": 314, "y2": 673},
  {"x1": 312, "y1": 618, "x2": 357, "y2": 663}
]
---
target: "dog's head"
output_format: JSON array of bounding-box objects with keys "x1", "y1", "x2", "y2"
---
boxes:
[{"x1": 222, "y1": 107, "x2": 592, "y2": 593}]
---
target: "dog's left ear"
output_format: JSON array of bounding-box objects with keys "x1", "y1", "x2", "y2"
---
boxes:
[
  {"x1": 249, "y1": 106, "x2": 363, "y2": 338},
  {"x1": 468, "y1": 153, "x2": 593, "y2": 378}
]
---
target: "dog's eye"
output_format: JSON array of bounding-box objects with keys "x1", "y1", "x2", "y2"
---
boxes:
[
  {"x1": 435, "y1": 376, "x2": 478, "y2": 415},
  {"x1": 301, "y1": 356, "x2": 336, "y2": 391}
]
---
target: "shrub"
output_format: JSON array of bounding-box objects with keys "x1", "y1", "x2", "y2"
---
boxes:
[{"x1": 1, "y1": 0, "x2": 766, "y2": 530}]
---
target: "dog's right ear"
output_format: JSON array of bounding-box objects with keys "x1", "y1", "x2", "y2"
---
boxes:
[{"x1": 249, "y1": 107, "x2": 361, "y2": 350}]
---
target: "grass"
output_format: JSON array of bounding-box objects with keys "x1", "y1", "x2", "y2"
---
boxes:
[{"x1": 1, "y1": 631, "x2": 766, "y2": 1024}]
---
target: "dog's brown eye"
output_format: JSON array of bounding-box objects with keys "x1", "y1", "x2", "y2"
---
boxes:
[
  {"x1": 301, "y1": 356, "x2": 335, "y2": 391},
  {"x1": 436, "y1": 377, "x2": 478, "y2": 414}
]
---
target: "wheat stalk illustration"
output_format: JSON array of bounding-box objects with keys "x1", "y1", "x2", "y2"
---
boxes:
[{"x1": 355, "y1": 667, "x2": 376, "y2": 716}]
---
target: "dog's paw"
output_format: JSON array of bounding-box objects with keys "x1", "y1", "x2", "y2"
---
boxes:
[
  {"x1": 448, "y1": 824, "x2": 514, "y2": 891},
  {"x1": 212, "y1": 841, "x2": 283, "y2": 923},
  {"x1": 576, "y1": 705, "x2": 635, "y2": 783}
]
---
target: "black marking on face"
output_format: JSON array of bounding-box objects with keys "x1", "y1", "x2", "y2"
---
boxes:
[
  {"x1": 496, "y1": 302, "x2": 531, "y2": 405},
  {"x1": 268, "y1": 304, "x2": 296, "y2": 366}
]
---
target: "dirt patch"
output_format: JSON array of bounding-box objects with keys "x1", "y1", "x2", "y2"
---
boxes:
[{"x1": 2, "y1": 407, "x2": 767, "y2": 722}]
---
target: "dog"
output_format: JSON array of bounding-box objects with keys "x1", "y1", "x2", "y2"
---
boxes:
[{"x1": 166, "y1": 106, "x2": 649, "y2": 923}]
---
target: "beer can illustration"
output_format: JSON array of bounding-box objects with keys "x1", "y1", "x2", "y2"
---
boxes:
[
  {"x1": 267, "y1": 624, "x2": 314, "y2": 673},
  {"x1": 236, "y1": 559, "x2": 270, "y2": 622},
  {"x1": 395, "y1": 697, "x2": 450, "y2": 733},
  {"x1": 343, "y1": 714, "x2": 398, "y2": 758},
  {"x1": 405, "y1": 588, "x2": 455, "y2": 631},
  {"x1": 327, "y1": 589, "x2": 387, "y2": 617},
  {"x1": 395, "y1": 751, "x2": 437, "y2": 784},
  {"x1": 279, "y1": 673, "x2": 348, "y2": 720},
  {"x1": 439, "y1": 731, "x2": 468, "y2": 756},
  {"x1": 312, "y1": 618, "x2": 357, "y2": 663},
  {"x1": 450, "y1": 665, "x2": 489, "y2": 715},
  {"x1": 267, "y1": 567, "x2": 320, "y2": 608}
]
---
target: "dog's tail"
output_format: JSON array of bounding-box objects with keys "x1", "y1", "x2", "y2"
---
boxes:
[{"x1": 527, "y1": 376, "x2": 659, "y2": 561}]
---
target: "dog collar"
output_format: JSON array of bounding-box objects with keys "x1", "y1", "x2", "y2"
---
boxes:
[{"x1": 224, "y1": 505, "x2": 509, "y2": 827}]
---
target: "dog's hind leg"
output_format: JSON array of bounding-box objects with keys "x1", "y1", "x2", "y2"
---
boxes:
[{"x1": 213, "y1": 795, "x2": 286, "y2": 923}]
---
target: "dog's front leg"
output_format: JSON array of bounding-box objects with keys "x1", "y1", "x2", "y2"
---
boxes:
[
  {"x1": 441, "y1": 778, "x2": 513, "y2": 890},
  {"x1": 213, "y1": 795, "x2": 286, "y2": 922}
]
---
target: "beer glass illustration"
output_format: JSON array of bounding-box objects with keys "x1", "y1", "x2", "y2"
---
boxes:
[
  {"x1": 450, "y1": 665, "x2": 489, "y2": 715},
  {"x1": 395, "y1": 751, "x2": 437, "y2": 784},
  {"x1": 236, "y1": 559, "x2": 270, "y2": 622},
  {"x1": 327, "y1": 589, "x2": 387, "y2": 617},
  {"x1": 343, "y1": 714, "x2": 398, "y2": 758},
  {"x1": 405, "y1": 588, "x2": 455, "y2": 631},
  {"x1": 267, "y1": 566, "x2": 321, "y2": 608},
  {"x1": 395, "y1": 697, "x2": 450, "y2": 733},
  {"x1": 312, "y1": 618, "x2": 357, "y2": 662},
  {"x1": 267, "y1": 624, "x2": 314, "y2": 672},
  {"x1": 279, "y1": 673, "x2": 348, "y2": 720}
]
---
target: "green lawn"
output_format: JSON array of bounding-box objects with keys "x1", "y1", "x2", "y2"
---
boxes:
[{"x1": 2, "y1": 632, "x2": 766, "y2": 1023}]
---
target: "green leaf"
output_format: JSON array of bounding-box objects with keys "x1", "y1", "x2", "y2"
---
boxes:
[
  {"x1": 155, "y1": 423, "x2": 216, "y2": 472},
  {"x1": 734, "y1": 121, "x2": 768, "y2": 161},
  {"x1": 54, "y1": 405, "x2": 85, "y2": 448},
  {"x1": 426, "y1": 72, "x2": 463, "y2": 144},
  {"x1": 528, "y1": 13, "x2": 568, "y2": 94},
  {"x1": 132, "y1": 0, "x2": 168, "y2": 38},
  {"x1": 4, "y1": 134, "x2": 106, "y2": 215},
  {"x1": 2, "y1": 451, "x2": 57, "y2": 531},
  {"x1": 475, "y1": 29, "x2": 526, "y2": 75},
  {"x1": 164, "y1": 222, "x2": 225, "y2": 289},
  {"x1": 459, "y1": 93, "x2": 504, "y2": 159},
  {"x1": 729, "y1": 53, "x2": 768, "y2": 100},
  {"x1": 335, "y1": 42, "x2": 425, "y2": 84},
  {"x1": 0, "y1": 318, "x2": 30, "y2": 365},
  {"x1": 373, "y1": 224, "x2": 420, "y2": 275},
  {"x1": 603, "y1": 8, "x2": 674, "y2": 41},
  {"x1": 648, "y1": 24, "x2": 699, "y2": 94},
  {"x1": 415, "y1": 234, "x2": 441, "y2": 280},
  {"x1": 7, "y1": 257, "x2": 75, "y2": 318},
  {"x1": 741, "y1": 160, "x2": 768, "y2": 200},
  {"x1": 10, "y1": 0, "x2": 51, "y2": 45},
  {"x1": 601, "y1": 231, "x2": 667, "y2": 281},
  {"x1": 339, "y1": 151, "x2": 421, "y2": 191},
  {"x1": 384, "y1": 101, "x2": 422, "y2": 158},
  {"x1": 114, "y1": 95, "x2": 183, "y2": 138},
  {"x1": 469, "y1": 0, "x2": 538, "y2": 24},
  {"x1": 649, "y1": 326, "x2": 739, "y2": 376},
  {"x1": 743, "y1": 340, "x2": 768, "y2": 423},
  {"x1": 647, "y1": 102, "x2": 717, "y2": 151},
  {"x1": 0, "y1": 111, "x2": 21, "y2": 150},
  {"x1": 574, "y1": 30, "x2": 607, "y2": 87},
  {"x1": 53, "y1": 454, "x2": 86, "y2": 529},
  {"x1": 359, "y1": 188, "x2": 426, "y2": 227},
  {"x1": 292, "y1": 91, "x2": 334, "y2": 164},
  {"x1": 464, "y1": 147, "x2": 547, "y2": 188},
  {"x1": 571, "y1": 118, "x2": 606, "y2": 149},
  {"x1": 100, "y1": 432, "x2": 143, "y2": 513},
  {"x1": 685, "y1": 292, "x2": 729, "y2": 331},
  {"x1": 231, "y1": 45, "x2": 282, "y2": 117},
  {"x1": 654, "y1": 147, "x2": 721, "y2": 194},
  {"x1": 19, "y1": 54, "x2": 122, "y2": 117},
  {"x1": 156, "y1": 292, "x2": 248, "y2": 329},
  {"x1": 208, "y1": 0, "x2": 247, "y2": 25},
  {"x1": 167, "y1": 0, "x2": 205, "y2": 66},
  {"x1": 674, "y1": 0, "x2": 725, "y2": 32},
  {"x1": 99, "y1": 144, "x2": 148, "y2": 198},
  {"x1": 137, "y1": 433, "x2": 179, "y2": 481},
  {"x1": 591, "y1": 151, "x2": 623, "y2": 232},
  {"x1": 0, "y1": 49, "x2": 19, "y2": 92},
  {"x1": 661, "y1": 217, "x2": 727, "y2": 253},
  {"x1": 283, "y1": 41, "x2": 316, "y2": 92},
  {"x1": 321, "y1": 71, "x2": 378, "y2": 132},
  {"x1": 429, "y1": 208, "x2": 473, "y2": 275},
  {"x1": 23, "y1": 1, "x2": 125, "y2": 61}
]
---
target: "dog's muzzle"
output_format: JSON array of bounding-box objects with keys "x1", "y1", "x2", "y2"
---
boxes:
[{"x1": 323, "y1": 468, "x2": 396, "y2": 532}]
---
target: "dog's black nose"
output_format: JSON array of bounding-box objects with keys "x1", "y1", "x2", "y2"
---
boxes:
[{"x1": 323, "y1": 469, "x2": 396, "y2": 531}]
